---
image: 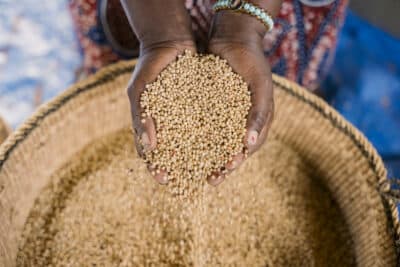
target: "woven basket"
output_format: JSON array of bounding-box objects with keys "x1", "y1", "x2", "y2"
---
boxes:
[{"x1": 0, "y1": 60, "x2": 399, "y2": 266}]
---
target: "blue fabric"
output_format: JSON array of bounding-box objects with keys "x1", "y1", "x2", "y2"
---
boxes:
[{"x1": 322, "y1": 11, "x2": 400, "y2": 177}]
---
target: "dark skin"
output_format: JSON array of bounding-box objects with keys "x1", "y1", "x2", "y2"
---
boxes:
[{"x1": 121, "y1": 0, "x2": 282, "y2": 185}]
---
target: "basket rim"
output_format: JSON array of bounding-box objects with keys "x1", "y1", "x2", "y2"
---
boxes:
[{"x1": 0, "y1": 59, "x2": 398, "y2": 260}]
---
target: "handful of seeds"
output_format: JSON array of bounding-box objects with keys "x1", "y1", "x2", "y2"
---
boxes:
[{"x1": 141, "y1": 52, "x2": 251, "y2": 194}]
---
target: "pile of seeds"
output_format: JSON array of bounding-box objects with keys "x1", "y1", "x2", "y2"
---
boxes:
[
  {"x1": 17, "y1": 129, "x2": 355, "y2": 266},
  {"x1": 140, "y1": 52, "x2": 251, "y2": 195}
]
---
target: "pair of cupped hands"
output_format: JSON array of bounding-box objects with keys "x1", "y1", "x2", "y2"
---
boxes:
[{"x1": 122, "y1": 0, "x2": 281, "y2": 186}]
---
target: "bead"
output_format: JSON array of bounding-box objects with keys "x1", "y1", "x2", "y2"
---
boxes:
[
  {"x1": 213, "y1": 0, "x2": 274, "y2": 32},
  {"x1": 231, "y1": 0, "x2": 242, "y2": 9}
]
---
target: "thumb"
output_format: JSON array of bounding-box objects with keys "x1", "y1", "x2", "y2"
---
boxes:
[{"x1": 244, "y1": 71, "x2": 274, "y2": 154}]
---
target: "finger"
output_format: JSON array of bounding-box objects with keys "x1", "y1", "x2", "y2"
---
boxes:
[
  {"x1": 140, "y1": 117, "x2": 157, "y2": 151},
  {"x1": 252, "y1": 100, "x2": 274, "y2": 150},
  {"x1": 207, "y1": 44, "x2": 274, "y2": 156},
  {"x1": 225, "y1": 153, "x2": 245, "y2": 171},
  {"x1": 147, "y1": 164, "x2": 168, "y2": 185},
  {"x1": 131, "y1": 115, "x2": 157, "y2": 156},
  {"x1": 207, "y1": 172, "x2": 226, "y2": 186},
  {"x1": 245, "y1": 74, "x2": 274, "y2": 154},
  {"x1": 127, "y1": 81, "x2": 157, "y2": 155},
  {"x1": 152, "y1": 170, "x2": 168, "y2": 185},
  {"x1": 127, "y1": 54, "x2": 168, "y2": 153},
  {"x1": 128, "y1": 49, "x2": 193, "y2": 154}
]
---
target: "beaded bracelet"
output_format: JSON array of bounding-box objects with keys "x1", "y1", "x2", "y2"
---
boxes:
[{"x1": 213, "y1": 0, "x2": 274, "y2": 32}]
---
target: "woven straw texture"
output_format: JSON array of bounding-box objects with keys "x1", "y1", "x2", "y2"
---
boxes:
[{"x1": 0, "y1": 60, "x2": 399, "y2": 266}]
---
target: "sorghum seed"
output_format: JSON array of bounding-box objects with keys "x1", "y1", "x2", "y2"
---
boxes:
[{"x1": 141, "y1": 51, "x2": 250, "y2": 195}]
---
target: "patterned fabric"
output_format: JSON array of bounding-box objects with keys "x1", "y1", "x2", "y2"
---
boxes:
[
  {"x1": 69, "y1": 0, "x2": 119, "y2": 74},
  {"x1": 69, "y1": 0, "x2": 348, "y2": 89}
]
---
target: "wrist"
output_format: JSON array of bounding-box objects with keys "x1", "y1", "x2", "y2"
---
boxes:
[
  {"x1": 210, "y1": 0, "x2": 282, "y2": 45},
  {"x1": 121, "y1": 0, "x2": 194, "y2": 52},
  {"x1": 210, "y1": 11, "x2": 266, "y2": 46}
]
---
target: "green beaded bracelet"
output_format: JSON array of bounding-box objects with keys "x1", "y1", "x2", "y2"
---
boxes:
[{"x1": 213, "y1": 0, "x2": 275, "y2": 32}]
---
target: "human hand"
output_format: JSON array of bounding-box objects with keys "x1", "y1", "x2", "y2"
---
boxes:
[
  {"x1": 206, "y1": 1, "x2": 281, "y2": 185},
  {"x1": 122, "y1": 0, "x2": 196, "y2": 184}
]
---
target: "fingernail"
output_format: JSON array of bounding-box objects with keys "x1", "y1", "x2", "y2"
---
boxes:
[
  {"x1": 247, "y1": 130, "x2": 258, "y2": 146},
  {"x1": 212, "y1": 176, "x2": 224, "y2": 186},
  {"x1": 159, "y1": 174, "x2": 168, "y2": 185},
  {"x1": 227, "y1": 159, "x2": 239, "y2": 170},
  {"x1": 208, "y1": 175, "x2": 218, "y2": 184},
  {"x1": 141, "y1": 132, "x2": 150, "y2": 151}
]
